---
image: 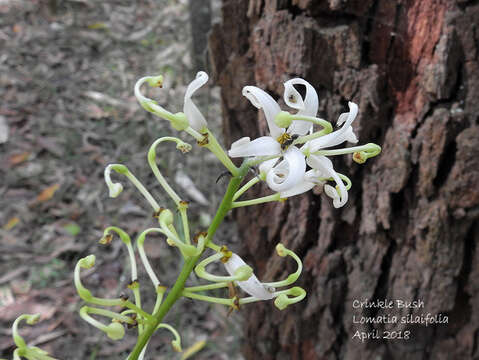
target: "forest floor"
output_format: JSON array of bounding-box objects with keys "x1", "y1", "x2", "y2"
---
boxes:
[{"x1": 0, "y1": 0, "x2": 244, "y2": 359}]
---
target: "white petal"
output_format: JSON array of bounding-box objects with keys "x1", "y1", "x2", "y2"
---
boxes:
[
  {"x1": 336, "y1": 112, "x2": 348, "y2": 126},
  {"x1": 242, "y1": 86, "x2": 283, "y2": 138},
  {"x1": 344, "y1": 126, "x2": 359, "y2": 143},
  {"x1": 184, "y1": 71, "x2": 208, "y2": 131},
  {"x1": 230, "y1": 137, "x2": 251, "y2": 149},
  {"x1": 228, "y1": 136, "x2": 281, "y2": 157},
  {"x1": 308, "y1": 101, "x2": 359, "y2": 152},
  {"x1": 308, "y1": 155, "x2": 348, "y2": 208},
  {"x1": 307, "y1": 153, "x2": 333, "y2": 170},
  {"x1": 283, "y1": 80, "x2": 305, "y2": 111},
  {"x1": 109, "y1": 183, "x2": 123, "y2": 198},
  {"x1": 280, "y1": 169, "x2": 318, "y2": 198},
  {"x1": 324, "y1": 184, "x2": 340, "y2": 202},
  {"x1": 224, "y1": 254, "x2": 274, "y2": 300},
  {"x1": 266, "y1": 147, "x2": 306, "y2": 192},
  {"x1": 259, "y1": 157, "x2": 279, "y2": 174},
  {"x1": 284, "y1": 78, "x2": 319, "y2": 136}
]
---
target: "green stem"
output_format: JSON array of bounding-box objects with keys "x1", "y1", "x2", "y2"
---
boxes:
[
  {"x1": 181, "y1": 291, "x2": 234, "y2": 306},
  {"x1": 233, "y1": 176, "x2": 260, "y2": 201},
  {"x1": 184, "y1": 282, "x2": 229, "y2": 292},
  {"x1": 127, "y1": 162, "x2": 250, "y2": 360},
  {"x1": 204, "y1": 130, "x2": 239, "y2": 176},
  {"x1": 312, "y1": 143, "x2": 380, "y2": 157},
  {"x1": 231, "y1": 193, "x2": 281, "y2": 208}
]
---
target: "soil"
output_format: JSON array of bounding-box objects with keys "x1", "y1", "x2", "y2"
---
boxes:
[{"x1": 0, "y1": 0, "x2": 244, "y2": 359}]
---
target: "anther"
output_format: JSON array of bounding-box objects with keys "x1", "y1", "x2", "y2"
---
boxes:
[{"x1": 197, "y1": 132, "x2": 209, "y2": 146}]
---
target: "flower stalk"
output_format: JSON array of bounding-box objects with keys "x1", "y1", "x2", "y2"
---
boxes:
[{"x1": 70, "y1": 72, "x2": 381, "y2": 360}]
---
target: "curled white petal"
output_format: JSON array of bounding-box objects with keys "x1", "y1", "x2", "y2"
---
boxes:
[
  {"x1": 284, "y1": 78, "x2": 319, "y2": 136},
  {"x1": 266, "y1": 147, "x2": 306, "y2": 192},
  {"x1": 259, "y1": 157, "x2": 279, "y2": 174},
  {"x1": 324, "y1": 184, "x2": 340, "y2": 204},
  {"x1": 184, "y1": 71, "x2": 208, "y2": 131},
  {"x1": 280, "y1": 169, "x2": 320, "y2": 198},
  {"x1": 308, "y1": 155, "x2": 348, "y2": 208},
  {"x1": 308, "y1": 101, "x2": 359, "y2": 152},
  {"x1": 228, "y1": 136, "x2": 281, "y2": 157},
  {"x1": 104, "y1": 165, "x2": 123, "y2": 198},
  {"x1": 283, "y1": 81, "x2": 305, "y2": 111},
  {"x1": 242, "y1": 86, "x2": 283, "y2": 139},
  {"x1": 109, "y1": 183, "x2": 123, "y2": 198},
  {"x1": 224, "y1": 254, "x2": 274, "y2": 300},
  {"x1": 336, "y1": 112, "x2": 348, "y2": 126}
]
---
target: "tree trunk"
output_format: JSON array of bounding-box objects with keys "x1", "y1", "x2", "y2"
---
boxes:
[
  {"x1": 188, "y1": 0, "x2": 212, "y2": 72},
  {"x1": 209, "y1": 0, "x2": 479, "y2": 359}
]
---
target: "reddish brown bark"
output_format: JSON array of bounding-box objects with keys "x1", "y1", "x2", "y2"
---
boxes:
[{"x1": 210, "y1": 0, "x2": 479, "y2": 359}]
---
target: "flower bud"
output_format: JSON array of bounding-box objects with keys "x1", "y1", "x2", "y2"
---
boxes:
[
  {"x1": 106, "y1": 322, "x2": 125, "y2": 340},
  {"x1": 276, "y1": 243, "x2": 287, "y2": 257},
  {"x1": 79, "y1": 255, "x2": 96, "y2": 269},
  {"x1": 234, "y1": 265, "x2": 253, "y2": 281},
  {"x1": 274, "y1": 111, "x2": 293, "y2": 128},
  {"x1": 158, "y1": 209, "x2": 174, "y2": 225},
  {"x1": 352, "y1": 151, "x2": 367, "y2": 164},
  {"x1": 146, "y1": 75, "x2": 163, "y2": 88},
  {"x1": 170, "y1": 112, "x2": 189, "y2": 131},
  {"x1": 171, "y1": 340, "x2": 182, "y2": 352}
]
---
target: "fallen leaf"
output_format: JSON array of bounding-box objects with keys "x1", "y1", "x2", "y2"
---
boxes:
[
  {"x1": 86, "y1": 103, "x2": 109, "y2": 119},
  {"x1": 3, "y1": 216, "x2": 19, "y2": 230},
  {"x1": 12, "y1": 24, "x2": 22, "y2": 33},
  {"x1": 175, "y1": 170, "x2": 209, "y2": 205},
  {"x1": 35, "y1": 184, "x2": 60, "y2": 203},
  {"x1": 0, "y1": 285, "x2": 14, "y2": 308},
  {"x1": 181, "y1": 340, "x2": 206, "y2": 360},
  {"x1": 9, "y1": 151, "x2": 31, "y2": 166},
  {"x1": 88, "y1": 22, "x2": 109, "y2": 30}
]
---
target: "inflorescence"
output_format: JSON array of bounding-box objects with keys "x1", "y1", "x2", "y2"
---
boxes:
[{"x1": 7, "y1": 71, "x2": 380, "y2": 360}]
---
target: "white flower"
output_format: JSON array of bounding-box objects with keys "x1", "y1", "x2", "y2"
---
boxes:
[
  {"x1": 183, "y1": 71, "x2": 209, "y2": 132},
  {"x1": 223, "y1": 253, "x2": 275, "y2": 300},
  {"x1": 228, "y1": 80, "x2": 319, "y2": 192},
  {"x1": 307, "y1": 155, "x2": 348, "y2": 208},
  {"x1": 134, "y1": 71, "x2": 209, "y2": 132},
  {"x1": 304, "y1": 101, "x2": 359, "y2": 153}
]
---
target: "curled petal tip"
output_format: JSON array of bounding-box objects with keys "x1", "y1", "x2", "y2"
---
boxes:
[
  {"x1": 172, "y1": 340, "x2": 182, "y2": 352},
  {"x1": 108, "y1": 183, "x2": 123, "y2": 198},
  {"x1": 25, "y1": 314, "x2": 41, "y2": 325},
  {"x1": 79, "y1": 255, "x2": 96, "y2": 269}
]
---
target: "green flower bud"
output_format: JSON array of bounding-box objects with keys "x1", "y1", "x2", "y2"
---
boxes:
[
  {"x1": 170, "y1": 112, "x2": 189, "y2": 131},
  {"x1": 234, "y1": 265, "x2": 253, "y2": 281},
  {"x1": 171, "y1": 340, "x2": 182, "y2": 352},
  {"x1": 106, "y1": 322, "x2": 125, "y2": 340},
  {"x1": 146, "y1": 75, "x2": 163, "y2": 88},
  {"x1": 159, "y1": 209, "x2": 174, "y2": 226},
  {"x1": 274, "y1": 111, "x2": 293, "y2": 128},
  {"x1": 79, "y1": 255, "x2": 96, "y2": 269}
]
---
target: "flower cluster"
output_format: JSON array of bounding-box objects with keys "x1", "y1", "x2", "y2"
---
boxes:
[
  {"x1": 71, "y1": 72, "x2": 380, "y2": 360},
  {"x1": 229, "y1": 78, "x2": 381, "y2": 207}
]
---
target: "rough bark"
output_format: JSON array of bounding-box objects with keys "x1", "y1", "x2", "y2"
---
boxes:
[{"x1": 209, "y1": 0, "x2": 479, "y2": 359}]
